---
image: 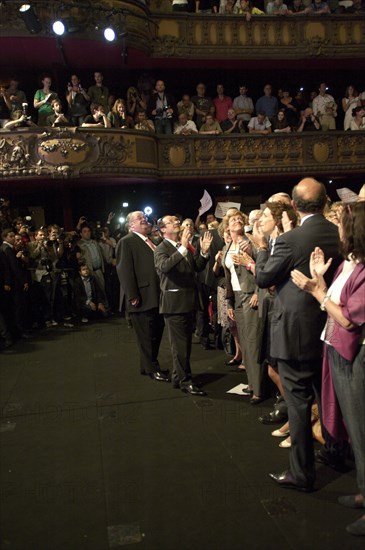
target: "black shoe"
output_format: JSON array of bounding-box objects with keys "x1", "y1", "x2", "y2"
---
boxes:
[
  {"x1": 315, "y1": 448, "x2": 345, "y2": 471},
  {"x1": 259, "y1": 410, "x2": 288, "y2": 425},
  {"x1": 225, "y1": 358, "x2": 242, "y2": 366},
  {"x1": 20, "y1": 332, "x2": 35, "y2": 339},
  {"x1": 250, "y1": 396, "x2": 264, "y2": 405},
  {"x1": 150, "y1": 371, "x2": 170, "y2": 382},
  {"x1": 269, "y1": 470, "x2": 314, "y2": 493},
  {"x1": 181, "y1": 383, "x2": 206, "y2": 396},
  {"x1": 201, "y1": 342, "x2": 214, "y2": 350}
]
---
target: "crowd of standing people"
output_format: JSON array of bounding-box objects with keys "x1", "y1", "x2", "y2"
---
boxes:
[{"x1": 0, "y1": 179, "x2": 364, "y2": 536}]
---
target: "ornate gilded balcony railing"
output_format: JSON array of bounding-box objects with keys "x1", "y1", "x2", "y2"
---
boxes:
[
  {"x1": 1, "y1": 128, "x2": 364, "y2": 182},
  {"x1": 150, "y1": 14, "x2": 365, "y2": 59}
]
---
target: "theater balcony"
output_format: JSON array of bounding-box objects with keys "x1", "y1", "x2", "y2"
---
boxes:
[
  {"x1": 1, "y1": 128, "x2": 364, "y2": 185},
  {"x1": 150, "y1": 13, "x2": 365, "y2": 61},
  {"x1": 1, "y1": 2, "x2": 364, "y2": 66}
]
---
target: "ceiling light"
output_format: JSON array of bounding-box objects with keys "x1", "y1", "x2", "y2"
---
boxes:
[
  {"x1": 19, "y1": 4, "x2": 42, "y2": 34},
  {"x1": 52, "y1": 20, "x2": 65, "y2": 36},
  {"x1": 103, "y1": 27, "x2": 116, "y2": 42}
]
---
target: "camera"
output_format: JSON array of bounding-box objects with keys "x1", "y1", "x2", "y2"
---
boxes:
[
  {"x1": 155, "y1": 106, "x2": 172, "y2": 119},
  {"x1": 22, "y1": 102, "x2": 31, "y2": 120}
]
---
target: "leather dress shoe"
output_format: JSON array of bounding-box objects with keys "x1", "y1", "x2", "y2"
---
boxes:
[
  {"x1": 259, "y1": 409, "x2": 288, "y2": 425},
  {"x1": 269, "y1": 470, "x2": 314, "y2": 492},
  {"x1": 150, "y1": 371, "x2": 170, "y2": 382},
  {"x1": 315, "y1": 448, "x2": 345, "y2": 471},
  {"x1": 181, "y1": 383, "x2": 206, "y2": 396}
]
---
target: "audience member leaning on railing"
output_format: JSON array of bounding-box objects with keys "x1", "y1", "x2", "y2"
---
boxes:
[{"x1": 2, "y1": 71, "x2": 365, "y2": 133}]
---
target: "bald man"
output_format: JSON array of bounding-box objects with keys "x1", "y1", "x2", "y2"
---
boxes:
[
  {"x1": 116, "y1": 211, "x2": 166, "y2": 382},
  {"x1": 254, "y1": 178, "x2": 341, "y2": 492}
]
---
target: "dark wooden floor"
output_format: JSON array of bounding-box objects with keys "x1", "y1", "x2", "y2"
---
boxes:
[{"x1": 0, "y1": 318, "x2": 363, "y2": 550}]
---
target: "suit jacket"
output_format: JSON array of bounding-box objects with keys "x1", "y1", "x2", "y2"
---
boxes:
[
  {"x1": 0, "y1": 243, "x2": 27, "y2": 290},
  {"x1": 74, "y1": 274, "x2": 105, "y2": 311},
  {"x1": 224, "y1": 240, "x2": 259, "y2": 308},
  {"x1": 115, "y1": 232, "x2": 160, "y2": 313},
  {"x1": 255, "y1": 214, "x2": 341, "y2": 361},
  {"x1": 196, "y1": 229, "x2": 224, "y2": 289},
  {"x1": 154, "y1": 239, "x2": 208, "y2": 314}
]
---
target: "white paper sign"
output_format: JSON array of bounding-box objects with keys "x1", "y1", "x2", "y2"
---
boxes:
[
  {"x1": 215, "y1": 201, "x2": 241, "y2": 219},
  {"x1": 336, "y1": 188, "x2": 359, "y2": 203},
  {"x1": 198, "y1": 190, "x2": 213, "y2": 215}
]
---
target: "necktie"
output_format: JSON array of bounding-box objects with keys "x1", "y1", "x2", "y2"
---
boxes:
[
  {"x1": 145, "y1": 238, "x2": 156, "y2": 251},
  {"x1": 187, "y1": 243, "x2": 196, "y2": 254}
]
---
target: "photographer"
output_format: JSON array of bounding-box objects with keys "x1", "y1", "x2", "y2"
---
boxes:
[
  {"x1": 81, "y1": 103, "x2": 111, "y2": 128},
  {"x1": 66, "y1": 74, "x2": 90, "y2": 126},
  {"x1": 148, "y1": 80, "x2": 177, "y2": 135},
  {"x1": 3, "y1": 106, "x2": 37, "y2": 130},
  {"x1": 297, "y1": 108, "x2": 321, "y2": 132},
  {"x1": 97, "y1": 226, "x2": 119, "y2": 313},
  {"x1": 28, "y1": 227, "x2": 65, "y2": 327},
  {"x1": 46, "y1": 99, "x2": 70, "y2": 128}
]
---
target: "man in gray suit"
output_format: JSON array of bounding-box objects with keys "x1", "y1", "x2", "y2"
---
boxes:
[
  {"x1": 116, "y1": 211, "x2": 167, "y2": 382},
  {"x1": 154, "y1": 215, "x2": 213, "y2": 395},
  {"x1": 254, "y1": 178, "x2": 341, "y2": 491}
]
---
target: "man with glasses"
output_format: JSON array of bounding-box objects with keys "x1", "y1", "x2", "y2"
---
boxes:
[
  {"x1": 116, "y1": 211, "x2": 166, "y2": 381},
  {"x1": 154, "y1": 216, "x2": 213, "y2": 395}
]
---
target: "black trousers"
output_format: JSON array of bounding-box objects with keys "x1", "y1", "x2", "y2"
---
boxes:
[
  {"x1": 278, "y1": 357, "x2": 322, "y2": 486},
  {"x1": 130, "y1": 308, "x2": 164, "y2": 374},
  {"x1": 164, "y1": 312, "x2": 194, "y2": 386}
]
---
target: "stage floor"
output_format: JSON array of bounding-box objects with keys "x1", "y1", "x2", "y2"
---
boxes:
[{"x1": 0, "y1": 318, "x2": 362, "y2": 550}]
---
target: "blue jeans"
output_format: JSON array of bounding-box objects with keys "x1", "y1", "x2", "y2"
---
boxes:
[{"x1": 328, "y1": 344, "x2": 365, "y2": 498}]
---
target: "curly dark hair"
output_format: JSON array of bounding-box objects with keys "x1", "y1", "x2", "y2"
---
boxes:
[
  {"x1": 265, "y1": 202, "x2": 298, "y2": 233},
  {"x1": 340, "y1": 202, "x2": 365, "y2": 263}
]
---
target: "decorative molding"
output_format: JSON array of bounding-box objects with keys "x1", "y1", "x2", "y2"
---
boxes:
[
  {"x1": 150, "y1": 15, "x2": 365, "y2": 59},
  {"x1": 1, "y1": 129, "x2": 364, "y2": 182}
]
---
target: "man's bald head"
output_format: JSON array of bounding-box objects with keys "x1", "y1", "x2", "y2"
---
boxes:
[{"x1": 292, "y1": 178, "x2": 327, "y2": 214}]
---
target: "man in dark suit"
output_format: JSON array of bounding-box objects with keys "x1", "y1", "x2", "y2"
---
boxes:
[
  {"x1": 154, "y1": 215, "x2": 213, "y2": 395},
  {"x1": 1, "y1": 228, "x2": 30, "y2": 338},
  {"x1": 74, "y1": 263, "x2": 108, "y2": 321},
  {"x1": 254, "y1": 178, "x2": 341, "y2": 491},
  {"x1": 115, "y1": 211, "x2": 167, "y2": 382}
]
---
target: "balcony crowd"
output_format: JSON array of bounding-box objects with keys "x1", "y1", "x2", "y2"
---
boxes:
[
  {"x1": 171, "y1": 0, "x2": 364, "y2": 14},
  {"x1": 1, "y1": 74, "x2": 365, "y2": 135}
]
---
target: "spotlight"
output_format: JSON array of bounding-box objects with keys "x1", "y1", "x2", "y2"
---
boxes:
[
  {"x1": 52, "y1": 20, "x2": 65, "y2": 36},
  {"x1": 119, "y1": 216, "x2": 126, "y2": 224},
  {"x1": 19, "y1": 4, "x2": 42, "y2": 34},
  {"x1": 122, "y1": 202, "x2": 129, "y2": 208},
  {"x1": 144, "y1": 206, "x2": 153, "y2": 216},
  {"x1": 104, "y1": 27, "x2": 116, "y2": 42}
]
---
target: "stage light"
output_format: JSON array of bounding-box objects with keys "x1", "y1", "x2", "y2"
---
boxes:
[
  {"x1": 122, "y1": 202, "x2": 129, "y2": 208},
  {"x1": 104, "y1": 27, "x2": 116, "y2": 42},
  {"x1": 119, "y1": 216, "x2": 126, "y2": 224},
  {"x1": 52, "y1": 20, "x2": 65, "y2": 36},
  {"x1": 144, "y1": 206, "x2": 152, "y2": 216},
  {"x1": 19, "y1": 4, "x2": 42, "y2": 34}
]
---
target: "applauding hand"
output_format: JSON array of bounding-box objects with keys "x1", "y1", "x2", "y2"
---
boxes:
[
  {"x1": 310, "y1": 247, "x2": 332, "y2": 278},
  {"x1": 200, "y1": 231, "x2": 213, "y2": 254}
]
